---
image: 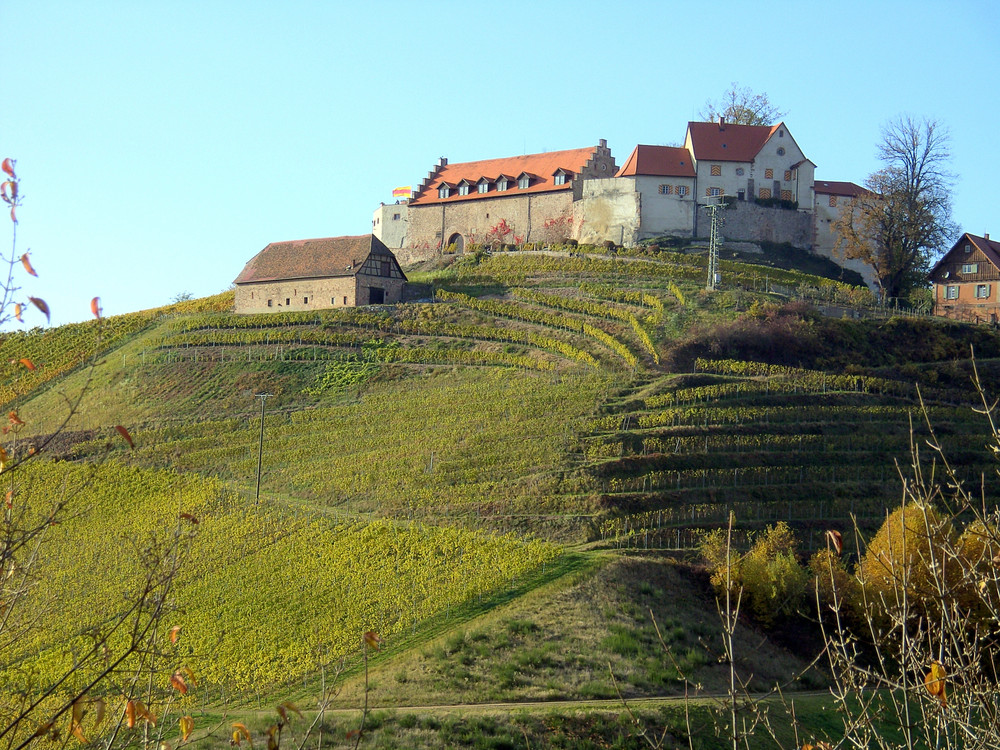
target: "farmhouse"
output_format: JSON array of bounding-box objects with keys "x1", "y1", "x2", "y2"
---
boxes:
[
  {"x1": 930, "y1": 232, "x2": 1000, "y2": 323},
  {"x1": 233, "y1": 234, "x2": 406, "y2": 314}
]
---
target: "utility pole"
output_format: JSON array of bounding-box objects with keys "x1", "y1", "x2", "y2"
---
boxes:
[
  {"x1": 701, "y1": 195, "x2": 727, "y2": 291},
  {"x1": 254, "y1": 393, "x2": 273, "y2": 501}
]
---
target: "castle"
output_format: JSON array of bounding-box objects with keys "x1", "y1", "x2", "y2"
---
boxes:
[{"x1": 373, "y1": 119, "x2": 875, "y2": 287}]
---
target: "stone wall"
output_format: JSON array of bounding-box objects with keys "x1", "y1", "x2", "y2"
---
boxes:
[
  {"x1": 813, "y1": 197, "x2": 877, "y2": 288},
  {"x1": 576, "y1": 178, "x2": 641, "y2": 245},
  {"x1": 234, "y1": 273, "x2": 405, "y2": 314},
  {"x1": 703, "y1": 201, "x2": 812, "y2": 248},
  {"x1": 406, "y1": 191, "x2": 575, "y2": 254},
  {"x1": 372, "y1": 203, "x2": 408, "y2": 249}
]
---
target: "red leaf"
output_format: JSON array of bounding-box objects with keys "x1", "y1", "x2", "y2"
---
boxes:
[
  {"x1": 8, "y1": 411, "x2": 24, "y2": 426},
  {"x1": 4, "y1": 489, "x2": 12, "y2": 509},
  {"x1": 8, "y1": 206, "x2": 15, "y2": 224},
  {"x1": 1, "y1": 158, "x2": 14, "y2": 179},
  {"x1": 170, "y1": 672, "x2": 189, "y2": 695},
  {"x1": 179, "y1": 512, "x2": 199, "y2": 524},
  {"x1": 21, "y1": 254, "x2": 37, "y2": 277},
  {"x1": 826, "y1": 530, "x2": 844, "y2": 555},
  {"x1": 28, "y1": 297, "x2": 49, "y2": 323},
  {"x1": 0, "y1": 181, "x2": 13, "y2": 204},
  {"x1": 18, "y1": 358, "x2": 35, "y2": 371},
  {"x1": 169, "y1": 625, "x2": 182, "y2": 644},
  {"x1": 114, "y1": 425, "x2": 135, "y2": 449},
  {"x1": 90, "y1": 296, "x2": 102, "y2": 319},
  {"x1": 13, "y1": 303, "x2": 21, "y2": 323}
]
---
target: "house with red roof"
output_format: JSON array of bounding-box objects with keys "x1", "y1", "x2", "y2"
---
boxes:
[
  {"x1": 233, "y1": 234, "x2": 406, "y2": 314},
  {"x1": 929, "y1": 233, "x2": 1000, "y2": 322},
  {"x1": 403, "y1": 141, "x2": 617, "y2": 254}
]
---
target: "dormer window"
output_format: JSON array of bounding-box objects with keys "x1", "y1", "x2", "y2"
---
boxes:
[
  {"x1": 438, "y1": 184, "x2": 451, "y2": 199},
  {"x1": 518, "y1": 175, "x2": 530, "y2": 189},
  {"x1": 478, "y1": 180, "x2": 490, "y2": 194},
  {"x1": 458, "y1": 180, "x2": 472, "y2": 196},
  {"x1": 496, "y1": 177, "x2": 509, "y2": 191},
  {"x1": 554, "y1": 173, "x2": 566, "y2": 185}
]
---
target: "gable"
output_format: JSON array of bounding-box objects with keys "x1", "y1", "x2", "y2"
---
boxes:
[
  {"x1": 234, "y1": 234, "x2": 403, "y2": 284},
  {"x1": 930, "y1": 234, "x2": 1000, "y2": 282},
  {"x1": 615, "y1": 145, "x2": 695, "y2": 178},
  {"x1": 685, "y1": 120, "x2": 779, "y2": 163}
]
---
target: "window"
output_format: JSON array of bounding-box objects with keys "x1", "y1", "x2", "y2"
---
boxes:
[
  {"x1": 458, "y1": 184, "x2": 470, "y2": 196},
  {"x1": 737, "y1": 189, "x2": 745, "y2": 201},
  {"x1": 977, "y1": 284, "x2": 991, "y2": 299},
  {"x1": 736, "y1": 167, "x2": 745, "y2": 176},
  {"x1": 478, "y1": 182, "x2": 489, "y2": 194},
  {"x1": 779, "y1": 130, "x2": 784, "y2": 137},
  {"x1": 658, "y1": 184, "x2": 672, "y2": 195},
  {"x1": 710, "y1": 164, "x2": 722, "y2": 176},
  {"x1": 777, "y1": 147, "x2": 786, "y2": 156},
  {"x1": 963, "y1": 263, "x2": 979, "y2": 273},
  {"x1": 285, "y1": 298, "x2": 290, "y2": 306},
  {"x1": 676, "y1": 185, "x2": 688, "y2": 196},
  {"x1": 303, "y1": 296, "x2": 309, "y2": 304},
  {"x1": 518, "y1": 176, "x2": 530, "y2": 189},
  {"x1": 764, "y1": 169, "x2": 774, "y2": 179},
  {"x1": 331, "y1": 297, "x2": 336, "y2": 305},
  {"x1": 392, "y1": 213, "x2": 400, "y2": 220},
  {"x1": 553, "y1": 173, "x2": 566, "y2": 185},
  {"x1": 708, "y1": 187, "x2": 722, "y2": 197},
  {"x1": 343, "y1": 296, "x2": 348, "y2": 305},
  {"x1": 781, "y1": 190, "x2": 792, "y2": 201},
  {"x1": 759, "y1": 188, "x2": 772, "y2": 199},
  {"x1": 438, "y1": 185, "x2": 450, "y2": 198},
  {"x1": 497, "y1": 179, "x2": 508, "y2": 191},
  {"x1": 965, "y1": 244, "x2": 972, "y2": 253},
  {"x1": 829, "y1": 195, "x2": 838, "y2": 207},
  {"x1": 946, "y1": 285, "x2": 959, "y2": 300},
  {"x1": 784, "y1": 170, "x2": 793, "y2": 181},
  {"x1": 267, "y1": 299, "x2": 272, "y2": 307}
]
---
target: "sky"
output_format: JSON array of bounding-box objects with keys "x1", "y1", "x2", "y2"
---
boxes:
[{"x1": 2, "y1": 0, "x2": 998, "y2": 327}]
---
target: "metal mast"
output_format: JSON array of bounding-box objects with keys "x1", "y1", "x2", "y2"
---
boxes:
[{"x1": 702, "y1": 196, "x2": 727, "y2": 291}]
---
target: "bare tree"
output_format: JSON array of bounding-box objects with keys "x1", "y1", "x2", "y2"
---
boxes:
[
  {"x1": 699, "y1": 83, "x2": 786, "y2": 126},
  {"x1": 835, "y1": 116, "x2": 956, "y2": 301}
]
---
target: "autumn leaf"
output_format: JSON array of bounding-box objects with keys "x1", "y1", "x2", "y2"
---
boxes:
[
  {"x1": 13, "y1": 303, "x2": 21, "y2": 322},
  {"x1": 70, "y1": 699, "x2": 87, "y2": 742},
  {"x1": 169, "y1": 625, "x2": 182, "y2": 644},
  {"x1": 21, "y1": 253, "x2": 37, "y2": 277},
  {"x1": 826, "y1": 530, "x2": 843, "y2": 555},
  {"x1": 115, "y1": 425, "x2": 135, "y2": 449},
  {"x1": 925, "y1": 661, "x2": 947, "y2": 707},
  {"x1": 32, "y1": 722, "x2": 53, "y2": 739},
  {"x1": 231, "y1": 722, "x2": 252, "y2": 748},
  {"x1": 9, "y1": 411, "x2": 24, "y2": 426},
  {"x1": 93, "y1": 698, "x2": 106, "y2": 729},
  {"x1": 266, "y1": 724, "x2": 280, "y2": 750},
  {"x1": 345, "y1": 729, "x2": 361, "y2": 741},
  {"x1": 5, "y1": 489, "x2": 13, "y2": 509},
  {"x1": 18, "y1": 358, "x2": 35, "y2": 371},
  {"x1": 126, "y1": 700, "x2": 137, "y2": 729},
  {"x1": 0, "y1": 446, "x2": 9, "y2": 473},
  {"x1": 9, "y1": 205, "x2": 15, "y2": 224},
  {"x1": 91, "y1": 297, "x2": 102, "y2": 319},
  {"x1": 71, "y1": 723, "x2": 88, "y2": 744},
  {"x1": 363, "y1": 630, "x2": 383, "y2": 650},
  {"x1": 170, "y1": 672, "x2": 188, "y2": 696},
  {"x1": 179, "y1": 715, "x2": 194, "y2": 742},
  {"x1": 1, "y1": 158, "x2": 14, "y2": 179},
  {"x1": 135, "y1": 701, "x2": 156, "y2": 727},
  {"x1": 179, "y1": 512, "x2": 199, "y2": 524},
  {"x1": 28, "y1": 297, "x2": 49, "y2": 323},
  {"x1": 0, "y1": 181, "x2": 13, "y2": 204},
  {"x1": 276, "y1": 701, "x2": 302, "y2": 723}
]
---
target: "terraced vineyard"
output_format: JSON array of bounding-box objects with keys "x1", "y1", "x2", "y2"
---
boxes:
[{"x1": 5, "y1": 247, "x2": 1000, "y2": 748}]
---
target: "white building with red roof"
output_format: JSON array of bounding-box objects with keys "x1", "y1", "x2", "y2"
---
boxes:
[
  {"x1": 402, "y1": 141, "x2": 617, "y2": 255},
  {"x1": 813, "y1": 181, "x2": 877, "y2": 287}
]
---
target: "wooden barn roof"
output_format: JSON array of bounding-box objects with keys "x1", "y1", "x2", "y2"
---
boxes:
[{"x1": 234, "y1": 234, "x2": 396, "y2": 284}]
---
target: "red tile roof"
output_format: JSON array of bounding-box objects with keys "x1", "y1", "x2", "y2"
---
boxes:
[
  {"x1": 409, "y1": 146, "x2": 599, "y2": 205},
  {"x1": 686, "y1": 121, "x2": 781, "y2": 162},
  {"x1": 615, "y1": 145, "x2": 695, "y2": 178},
  {"x1": 234, "y1": 234, "x2": 394, "y2": 284},
  {"x1": 814, "y1": 181, "x2": 868, "y2": 197}
]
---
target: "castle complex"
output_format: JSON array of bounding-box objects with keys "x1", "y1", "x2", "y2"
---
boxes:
[{"x1": 375, "y1": 119, "x2": 874, "y2": 287}]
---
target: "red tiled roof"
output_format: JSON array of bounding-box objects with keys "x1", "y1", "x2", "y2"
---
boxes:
[
  {"x1": 686, "y1": 121, "x2": 780, "y2": 162},
  {"x1": 234, "y1": 235, "x2": 393, "y2": 284},
  {"x1": 409, "y1": 146, "x2": 599, "y2": 205},
  {"x1": 615, "y1": 145, "x2": 695, "y2": 178},
  {"x1": 814, "y1": 180, "x2": 868, "y2": 197}
]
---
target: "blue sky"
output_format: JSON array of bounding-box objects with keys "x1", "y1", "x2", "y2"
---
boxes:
[{"x1": 3, "y1": 0, "x2": 998, "y2": 326}]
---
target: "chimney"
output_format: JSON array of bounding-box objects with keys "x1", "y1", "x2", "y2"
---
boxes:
[
  {"x1": 986, "y1": 233, "x2": 991, "y2": 241},
  {"x1": 438, "y1": 157, "x2": 448, "y2": 167},
  {"x1": 718, "y1": 115, "x2": 725, "y2": 130},
  {"x1": 599, "y1": 138, "x2": 607, "y2": 149}
]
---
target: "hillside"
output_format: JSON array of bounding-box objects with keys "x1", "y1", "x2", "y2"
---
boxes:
[{"x1": 3, "y1": 246, "x2": 998, "y2": 748}]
